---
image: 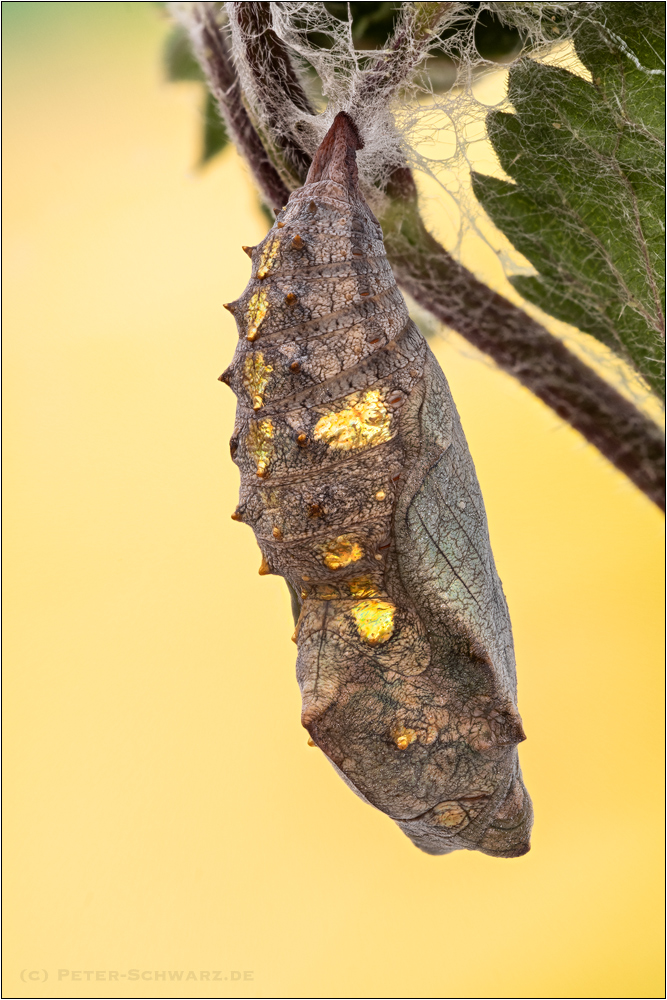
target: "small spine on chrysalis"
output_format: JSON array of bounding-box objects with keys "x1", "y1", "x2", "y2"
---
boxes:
[
  {"x1": 258, "y1": 556, "x2": 271, "y2": 576},
  {"x1": 242, "y1": 245, "x2": 254, "y2": 258}
]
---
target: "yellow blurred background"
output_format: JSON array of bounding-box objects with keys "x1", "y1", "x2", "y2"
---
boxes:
[{"x1": 3, "y1": 4, "x2": 664, "y2": 997}]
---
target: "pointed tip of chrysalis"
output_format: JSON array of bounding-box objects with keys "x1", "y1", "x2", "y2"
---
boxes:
[
  {"x1": 305, "y1": 111, "x2": 363, "y2": 192},
  {"x1": 242, "y1": 245, "x2": 254, "y2": 258},
  {"x1": 223, "y1": 301, "x2": 238, "y2": 314}
]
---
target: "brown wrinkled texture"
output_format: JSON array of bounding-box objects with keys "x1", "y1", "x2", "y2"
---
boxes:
[{"x1": 224, "y1": 113, "x2": 532, "y2": 857}]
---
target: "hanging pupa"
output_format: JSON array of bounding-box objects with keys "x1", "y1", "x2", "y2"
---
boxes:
[{"x1": 221, "y1": 112, "x2": 532, "y2": 857}]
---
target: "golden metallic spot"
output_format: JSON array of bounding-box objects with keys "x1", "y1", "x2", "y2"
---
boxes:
[
  {"x1": 272, "y1": 526, "x2": 283, "y2": 540},
  {"x1": 374, "y1": 554, "x2": 383, "y2": 561},
  {"x1": 285, "y1": 293, "x2": 298, "y2": 307},
  {"x1": 257, "y1": 239, "x2": 280, "y2": 279},
  {"x1": 375, "y1": 490, "x2": 386, "y2": 501},
  {"x1": 246, "y1": 418, "x2": 274, "y2": 478},
  {"x1": 351, "y1": 599, "x2": 395, "y2": 645},
  {"x1": 313, "y1": 390, "x2": 392, "y2": 452},
  {"x1": 231, "y1": 509, "x2": 243, "y2": 522},
  {"x1": 246, "y1": 290, "x2": 269, "y2": 342},
  {"x1": 297, "y1": 433, "x2": 308, "y2": 447},
  {"x1": 291, "y1": 628, "x2": 298, "y2": 644},
  {"x1": 316, "y1": 585, "x2": 338, "y2": 601},
  {"x1": 242, "y1": 245, "x2": 254, "y2": 258},
  {"x1": 302, "y1": 575, "x2": 310, "y2": 581},
  {"x1": 320, "y1": 535, "x2": 364, "y2": 571},
  {"x1": 258, "y1": 556, "x2": 271, "y2": 576},
  {"x1": 277, "y1": 221, "x2": 285, "y2": 228},
  {"x1": 431, "y1": 801, "x2": 469, "y2": 829},
  {"x1": 300, "y1": 589, "x2": 308, "y2": 599},
  {"x1": 307, "y1": 502, "x2": 324, "y2": 518},
  {"x1": 242, "y1": 353, "x2": 273, "y2": 411},
  {"x1": 307, "y1": 737, "x2": 316, "y2": 747},
  {"x1": 289, "y1": 360, "x2": 301, "y2": 373},
  {"x1": 392, "y1": 724, "x2": 417, "y2": 751},
  {"x1": 223, "y1": 301, "x2": 236, "y2": 314},
  {"x1": 292, "y1": 234, "x2": 304, "y2": 250},
  {"x1": 348, "y1": 577, "x2": 380, "y2": 598}
]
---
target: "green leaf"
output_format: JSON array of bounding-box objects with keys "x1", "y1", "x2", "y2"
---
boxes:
[
  {"x1": 200, "y1": 90, "x2": 229, "y2": 166},
  {"x1": 472, "y1": 2, "x2": 665, "y2": 398},
  {"x1": 163, "y1": 25, "x2": 203, "y2": 82}
]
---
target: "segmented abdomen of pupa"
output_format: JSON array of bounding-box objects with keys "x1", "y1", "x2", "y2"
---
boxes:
[{"x1": 222, "y1": 112, "x2": 532, "y2": 858}]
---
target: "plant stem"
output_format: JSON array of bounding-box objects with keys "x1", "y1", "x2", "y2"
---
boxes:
[
  {"x1": 352, "y1": 2, "x2": 454, "y2": 108},
  {"x1": 173, "y1": 2, "x2": 290, "y2": 210}
]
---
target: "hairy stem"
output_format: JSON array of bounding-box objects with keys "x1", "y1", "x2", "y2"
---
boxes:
[
  {"x1": 170, "y1": 2, "x2": 290, "y2": 210},
  {"x1": 175, "y1": 1, "x2": 665, "y2": 510},
  {"x1": 227, "y1": 1, "x2": 314, "y2": 185},
  {"x1": 353, "y1": 2, "x2": 454, "y2": 108}
]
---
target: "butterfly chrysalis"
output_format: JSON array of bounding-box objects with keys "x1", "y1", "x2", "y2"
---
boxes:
[{"x1": 221, "y1": 113, "x2": 532, "y2": 857}]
